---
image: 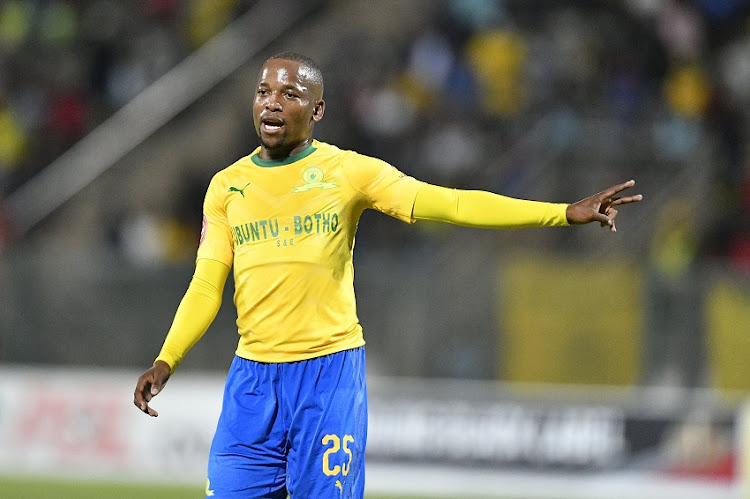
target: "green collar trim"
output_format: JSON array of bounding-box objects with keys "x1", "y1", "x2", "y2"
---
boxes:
[{"x1": 251, "y1": 144, "x2": 316, "y2": 167}]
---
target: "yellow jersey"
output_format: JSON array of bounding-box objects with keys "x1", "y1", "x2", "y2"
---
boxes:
[{"x1": 197, "y1": 140, "x2": 422, "y2": 362}]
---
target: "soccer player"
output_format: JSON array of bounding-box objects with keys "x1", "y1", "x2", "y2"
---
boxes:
[{"x1": 133, "y1": 52, "x2": 642, "y2": 498}]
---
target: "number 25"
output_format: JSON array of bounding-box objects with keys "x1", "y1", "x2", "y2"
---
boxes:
[{"x1": 322, "y1": 434, "x2": 354, "y2": 477}]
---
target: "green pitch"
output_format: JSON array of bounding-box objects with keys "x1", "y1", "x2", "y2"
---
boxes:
[{"x1": 0, "y1": 476, "x2": 437, "y2": 499}]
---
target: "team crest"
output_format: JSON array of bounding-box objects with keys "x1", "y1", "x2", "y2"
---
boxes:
[{"x1": 292, "y1": 167, "x2": 338, "y2": 192}]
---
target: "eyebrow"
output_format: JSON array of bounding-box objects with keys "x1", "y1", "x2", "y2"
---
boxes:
[{"x1": 257, "y1": 81, "x2": 305, "y2": 91}]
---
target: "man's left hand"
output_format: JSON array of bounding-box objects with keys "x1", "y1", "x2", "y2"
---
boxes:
[{"x1": 566, "y1": 179, "x2": 643, "y2": 233}]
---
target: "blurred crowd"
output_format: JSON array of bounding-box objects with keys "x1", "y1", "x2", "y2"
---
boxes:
[{"x1": 0, "y1": 0, "x2": 252, "y2": 198}]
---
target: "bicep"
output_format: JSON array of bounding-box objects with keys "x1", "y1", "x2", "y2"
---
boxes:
[
  {"x1": 344, "y1": 154, "x2": 423, "y2": 223},
  {"x1": 197, "y1": 177, "x2": 234, "y2": 266}
]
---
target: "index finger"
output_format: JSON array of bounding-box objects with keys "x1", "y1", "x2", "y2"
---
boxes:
[{"x1": 600, "y1": 180, "x2": 636, "y2": 200}]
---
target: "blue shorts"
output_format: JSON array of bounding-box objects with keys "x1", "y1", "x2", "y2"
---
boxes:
[{"x1": 206, "y1": 347, "x2": 367, "y2": 498}]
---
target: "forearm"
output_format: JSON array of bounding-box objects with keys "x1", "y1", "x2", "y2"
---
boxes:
[
  {"x1": 154, "y1": 259, "x2": 229, "y2": 373},
  {"x1": 412, "y1": 183, "x2": 569, "y2": 228}
]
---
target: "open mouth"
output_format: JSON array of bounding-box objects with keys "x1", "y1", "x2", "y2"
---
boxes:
[{"x1": 261, "y1": 116, "x2": 284, "y2": 133}]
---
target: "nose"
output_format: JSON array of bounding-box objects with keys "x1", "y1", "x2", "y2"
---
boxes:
[{"x1": 266, "y1": 93, "x2": 282, "y2": 112}]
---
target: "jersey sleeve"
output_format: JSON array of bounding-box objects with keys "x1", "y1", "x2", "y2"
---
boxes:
[
  {"x1": 413, "y1": 183, "x2": 570, "y2": 228},
  {"x1": 341, "y1": 151, "x2": 424, "y2": 223},
  {"x1": 196, "y1": 173, "x2": 234, "y2": 266}
]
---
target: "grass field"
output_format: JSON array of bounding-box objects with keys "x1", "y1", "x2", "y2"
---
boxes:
[{"x1": 0, "y1": 476, "x2": 434, "y2": 499}]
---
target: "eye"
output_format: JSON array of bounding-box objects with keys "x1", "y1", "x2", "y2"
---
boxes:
[
  {"x1": 285, "y1": 91, "x2": 297, "y2": 98},
  {"x1": 256, "y1": 88, "x2": 268, "y2": 95}
]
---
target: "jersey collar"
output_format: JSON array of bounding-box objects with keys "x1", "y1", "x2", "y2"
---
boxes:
[{"x1": 251, "y1": 143, "x2": 317, "y2": 167}]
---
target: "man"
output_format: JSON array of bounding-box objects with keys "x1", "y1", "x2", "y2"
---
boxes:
[{"x1": 133, "y1": 52, "x2": 642, "y2": 498}]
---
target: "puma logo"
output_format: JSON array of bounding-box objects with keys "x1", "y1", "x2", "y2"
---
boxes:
[{"x1": 228, "y1": 182, "x2": 251, "y2": 197}]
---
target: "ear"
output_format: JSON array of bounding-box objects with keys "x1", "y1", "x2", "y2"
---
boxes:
[{"x1": 312, "y1": 100, "x2": 325, "y2": 122}]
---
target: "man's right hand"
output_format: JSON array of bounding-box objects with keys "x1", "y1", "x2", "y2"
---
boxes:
[{"x1": 133, "y1": 360, "x2": 171, "y2": 417}]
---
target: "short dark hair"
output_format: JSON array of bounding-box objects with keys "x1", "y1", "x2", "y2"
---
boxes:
[{"x1": 266, "y1": 51, "x2": 324, "y2": 95}]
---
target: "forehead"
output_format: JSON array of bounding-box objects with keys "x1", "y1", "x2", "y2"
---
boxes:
[{"x1": 258, "y1": 59, "x2": 312, "y2": 88}]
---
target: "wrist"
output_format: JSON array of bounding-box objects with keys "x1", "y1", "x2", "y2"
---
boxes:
[{"x1": 153, "y1": 359, "x2": 173, "y2": 374}]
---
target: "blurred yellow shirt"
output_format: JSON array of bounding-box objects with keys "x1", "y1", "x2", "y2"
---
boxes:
[{"x1": 197, "y1": 140, "x2": 422, "y2": 362}]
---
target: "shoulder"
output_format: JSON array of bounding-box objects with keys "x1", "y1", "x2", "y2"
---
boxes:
[
  {"x1": 210, "y1": 152, "x2": 256, "y2": 184},
  {"x1": 312, "y1": 140, "x2": 371, "y2": 164},
  {"x1": 315, "y1": 142, "x2": 387, "y2": 176},
  {"x1": 314, "y1": 144, "x2": 387, "y2": 191},
  {"x1": 204, "y1": 152, "x2": 256, "y2": 199},
  {"x1": 311, "y1": 140, "x2": 348, "y2": 163}
]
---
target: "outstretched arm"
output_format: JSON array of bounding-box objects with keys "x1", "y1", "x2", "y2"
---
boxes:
[
  {"x1": 412, "y1": 180, "x2": 641, "y2": 231},
  {"x1": 133, "y1": 258, "x2": 230, "y2": 417}
]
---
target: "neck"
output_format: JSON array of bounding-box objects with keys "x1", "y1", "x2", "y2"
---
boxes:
[{"x1": 259, "y1": 138, "x2": 313, "y2": 160}]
